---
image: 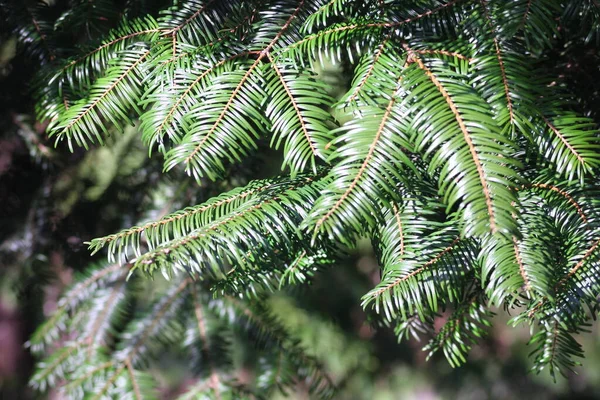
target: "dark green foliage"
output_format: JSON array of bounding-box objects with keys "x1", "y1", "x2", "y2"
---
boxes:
[{"x1": 5, "y1": 0, "x2": 600, "y2": 397}]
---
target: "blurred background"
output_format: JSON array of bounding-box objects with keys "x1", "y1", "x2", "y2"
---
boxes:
[{"x1": 2, "y1": 3, "x2": 600, "y2": 398}]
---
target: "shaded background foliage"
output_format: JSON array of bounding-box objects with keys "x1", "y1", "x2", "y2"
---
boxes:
[{"x1": 2, "y1": 0, "x2": 600, "y2": 399}]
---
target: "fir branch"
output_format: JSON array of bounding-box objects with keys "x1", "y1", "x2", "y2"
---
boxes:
[
  {"x1": 315, "y1": 78, "x2": 398, "y2": 231},
  {"x1": 519, "y1": 183, "x2": 588, "y2": 223},
  {"x1": 513, "y1": 236, "x2": 532, "y2": 293},
  {"x1": 27, "y1": 4, "x2": 55, "y2": 61},
  {"x1": 58, "y1": 28, "x2": 161, "y2": 77},
  {"x1": 480, "y1": 0, "x2": 515, "y2": 124},
  {"x1": 49, "y1": 47, "x2": 151, "y2": 150},
  {"x1": 129, "y1": 174, "x2": 324, "y2": 277},
  {"x1": 528, "y1": 237, "x2": 600, "y2": 318},
  {"x1": 167, "y1": 0, "x2": 218, "y2": 55},
  {"x1": 92, "y1": 278, "x2": 190, "y2": 400},
  {"x1": 363, "y1": 236, "x2": 464, "y2": 321},
  {"x1": 370, "y1": 237, "x2": 461, "y2": 300},
  {"x1": 346, "y1": 34, "x2": 391, "y2": 103},
  {"x1": 64, "y1": 360, "x2": 115, "y2": 393},
  {"x1": 424, "y1": 292, "x2": 492, "y2": 367},
  {"x1": 160, "y1": 9, "x2": 259, "y2": 66},
  {"x1": 28, "y1": 263, "x2": 126, "y2": 352},
  {"x1": 90, "y1": 177, "x2": 282, "y2": 261},
  {"x1": 281, "y1": 0, "x2": 463, "y2": 58},
  {"x1": 542, "y1": 115, "x2": 586, "y2": 167},
  {"x1": 23, "y1": 0, "x2": 600, "y2": 386},
  {"x1": 142, "y1": 51, "x2": 254, "y2": 149},
  {"x1": 518, "y1": 0, "x2": 534, "y2": 31},
  {"x1": 391, "y1": 202, "x2": 405, "y2": 260},
  {"x1": 30, "y1": 344, "x2": 82, "y2": 391},
  {"x1": 529, "y1": 319, "x2": 585, "y2": 380},
  {"x1": 222, "y1": 296, "x2": 336, "y2": 398},
  {"x1": 405, "y1": 45, "x2": 500, "y2": 235},
  {"x1": 267, "y1": 53, "x2": 319, "y2": 165},
  {"x1": 557, "y1": 238, "x2": 600, "y2": 289},
  {"x1": 176, "y1": 0, "x2": 309, "y2": 178},
  {"x1": 413, "y1": 49, "x2": 473, "y2": 61},
  {"x1": 84, "y1": 276, "x2": 128, "y2": 354}
]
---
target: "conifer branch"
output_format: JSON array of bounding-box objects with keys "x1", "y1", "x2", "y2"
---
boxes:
[
  {"x1": 91, "y1": 279, "x2": 190, "y2": 400},
  {"x1": 559, "y1": 239, "x2": 600, "y2": 287},
  {"x1": 161, "y1": 9, "x2": 259, "y2": 65},
  {"x1": 32, "y1": 345, "x2": 80, "y2": 386},
  {"x1": 64, "y1": 361, "x2": 115, "y2": 391},
  {"x1": 182, "y1": 0, "x2": 307, "y2": 171},
  {"x1": 279, "y1": 250, "x2": 308, "y2": 289},
  {"x1": 51, "y1": 48, "x2": 151, "y2": 149},
  {"x1": 136, "y1": 201, "x2": 278, "y2": 264},
  {"x1": 518, "y1": 0, "x2": 534, "y2": 31},
  {"x1": 413, "y1": 49, "x2": 473, "y2": 61},
  {"x1": 391, "y1": 202, "x2": 405, "y2": 260},
  {"x1": 267, "y1": 53, "x2": 318, "y2": 159},
  {"x1": 315, "y1": 125, "x2": 386, "y2": 227},
  {"x1": 26, "y1": 3, "x2": 56, "y2": 61},
  {"x1": 281, "y1": 0, "x2": 463, "y2": 56},
  {"x1": 542, "y1": 115, "x2": 586, "y2": 166},
  {"x1": 528, "y1": 238, "x2": 600, "y2": 317},
  {"x1": 314, "y1": 76, "x2": 401, "y2": 231},
  {"x1": 152, "y1": 52, "x2": 252, "y2": 143},
  {"x1": 169, "y1": 0, "x2": 217, "y2": 55},
  {"x1": 512, "y1": 236, "x2": 531, "y2": 293},
  {"x1": 94, "y1": 180, "x2": 276, "y2": 252},
  {"x1": 85, "y1": 277, "x2": 127, "y2": 355},
  {"x1": 29, "y1": 263, "x2": 125, "y2": 350},
  {"x1": 406, "y1": 45, "x2": 498, "y2": 233},
  {"x1": 346, "y1": 35, "x2": 391, "y2": 103},
  {"x1": 59, "y1": 29, "x2": 162, "y2": 75},
  {"x1": 520, "y1": 183, "x2": 588, "y2": 223},
  {"x1": 369, "y1": 237, "x2": 461, "y2": 300},
  {"x1": 480, "y1": 0, "x2": 515, "y2": 124},
  {"x1": 182, "y1": 57, "x2": 261, "y2": 166}
]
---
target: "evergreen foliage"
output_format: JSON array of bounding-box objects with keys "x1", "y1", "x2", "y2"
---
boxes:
[{"x1": 5, "y1": 0, "x2": 600, "y2": 397}]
